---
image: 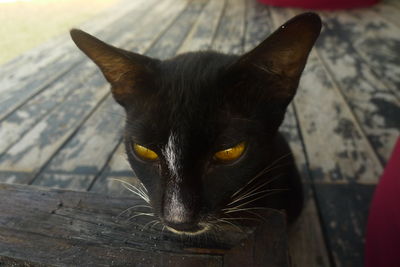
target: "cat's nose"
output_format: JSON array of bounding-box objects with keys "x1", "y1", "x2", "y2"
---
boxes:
[
  {"x1": 162, "y1": 208, "x2": 198, "y2": 231},
  {"x1": 162, "y1": 200, "x2": 200, "y2": 232}
]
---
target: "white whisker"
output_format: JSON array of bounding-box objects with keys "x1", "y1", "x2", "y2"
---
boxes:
[
  {"x1": 117, "y1": 204, "x2": 152, "y2": 218},
  {"x1": 126, "y1": 212, "x2": 155, "y2": 221},
  {"x1": 111, "y1": 178, "x2": 150, "y2": 203},
  {"x1": 216, "y1": 219, "x2": 243, "y2": 232},
  {"x1": 228, "y1": 191, "x2": 284, "y2": 211},
  {"x1": 142, "y1": 219, "x2": 159, "y2": 230},
  {"x1": 231, "y1": 153, "x2": 292, "y2": 198}
]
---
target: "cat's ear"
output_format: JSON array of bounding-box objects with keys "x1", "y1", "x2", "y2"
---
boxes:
[
  {"x1": 70, "y1": 29, "x2": 157, "y2": 105},
  {"x1": 228, "y1": 12, "x2": 321, "y2": 101}
]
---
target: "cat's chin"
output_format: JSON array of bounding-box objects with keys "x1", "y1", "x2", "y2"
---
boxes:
[{"x1": 164, "y1": 223, "x2": 211, "y2": 236}]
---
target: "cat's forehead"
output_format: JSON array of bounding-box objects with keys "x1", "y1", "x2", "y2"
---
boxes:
[
  {"x1": 158, "y1": 51, "x2": 236, "y2": 87},
  {"x1": 125, "y1": 52, "x2": 260, "y2": 145}
]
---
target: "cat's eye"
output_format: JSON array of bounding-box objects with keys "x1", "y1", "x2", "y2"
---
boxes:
[
  {"x1": 214, "y1": 142, "x2": 246, "y2": 163},
  {"x1": 133, "y1": 143, "x2": 159, "y2": 161}
]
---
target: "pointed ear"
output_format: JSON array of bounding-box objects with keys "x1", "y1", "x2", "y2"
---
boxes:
[
  {"x1": 70, "y1": 29, "x2": 157, "y2": 105},
  {"x1": 228, "y1": 12, "x2": 321, "y2": 101}
]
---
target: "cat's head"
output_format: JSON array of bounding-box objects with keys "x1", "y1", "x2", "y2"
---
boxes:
[{"x1": 71, "y1": 13, "x2": 321, "y2": 235}]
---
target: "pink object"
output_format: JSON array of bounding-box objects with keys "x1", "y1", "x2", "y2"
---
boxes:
[
  {"x1": 365, "y1": 138, "x2": 400, "y2": 267},
  {"x1": 257, "y1": 0, "x2": 379, "y2": 10}
]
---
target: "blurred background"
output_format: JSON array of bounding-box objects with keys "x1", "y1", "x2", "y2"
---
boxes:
[{"x1": 0, "y1": 0, "x2": 118, "y2": 64}]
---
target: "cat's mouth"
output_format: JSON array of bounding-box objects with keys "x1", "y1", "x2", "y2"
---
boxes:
[{"x1": 163, "y1": 222, "x2": 211, "y2": 236}]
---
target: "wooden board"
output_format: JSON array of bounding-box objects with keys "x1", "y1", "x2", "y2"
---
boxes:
[
  {"x1": 281, "y1": 106, "x2": 331, "y2": 267},
  {"x1": 0, "y1": 183, "x2": 289, "y2": 267},
  {"x1": 177, "y1": 0, "x2": 226, "y2": 53},
  {"x1": 313, "y1": 184, "x2": 375, "y2": 267},
  {"x1": 147, "y1": 0, "x2": 209, "y2": 59},
  {"x1": 211, "y1": 0, "x2": 246, "y2": 54},
  {"x1": 316, "y1": 10, "x2": 400, "y2": 163}
]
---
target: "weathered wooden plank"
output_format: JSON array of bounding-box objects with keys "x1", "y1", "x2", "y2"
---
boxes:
[
  {"x1": 177, "y1": 0, "x2": 225, "y2": 53},
  {"x1": 315, "y1": 11, "x2": 400, "y2": 163},
  {"x1": 0, "y1": 231, "x2": 222, "y2": 267},
  {"x1": 0, "y1": 183, "x2": 247, "y2": 253},
  {"x1": 211, "y1": 0, "x2": 246, "y2": 54},
  {"x1": 319, "y1": 9, "x2": 400, "y2": 101},
  {"x1": 0, "y1": 183, "x2": 288, "y2": 266},
  {"x1": 281, "y1": 107, "x2": 331, "y2": 267},
  {"x1": 0, "y1": 61, "x2": 98, "y2": 156},
  {"x1": 313, "y1": 183, "x2": 375, "y2": 267},
  {"x1": 384, "y1": 0, "x2": 400, "y2": 8},
  {"x1": 0, "y1": 0, "x2": 157, "y2": 122},
  {"x1": 89, "y1": 143, "x2": 135, "y2": 196},
  {"x1": 243, "y1": 0, "x2": 274, "y2": 52},
  {"x1": 32, "y1": 96, "x2": 124, "y2": 189},
  {"x1": 0, "y1": 0, "x2": 188, "y2": 185},
  {"x1": 33, "y1": 0, "x2": 205, "y2": 190},
  {"x1": 0, "y1": 74, "x2": 110, "y2": 183},
  {"x1": 271, "y1": 8, "x2": 383, "y2": 184},
  {"x1": 370, "y1": 1, "x2": 400, "y2": 28},
  {"x1": 296, "y1": 51, "x2": 383, "y2": 184},
  {"x1": 147, "y1": 0, "x2": 209, "y2": 59},
  {"x1": 223, "y1": 211, "x2": 290, "y2": 267}
]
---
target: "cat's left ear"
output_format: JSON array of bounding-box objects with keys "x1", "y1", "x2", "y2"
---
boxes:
[
  {"x1": 70, "y1": 29, "x2": 157, "y2": 105},
  {"x1": 228, "y1": 12, "x2": 321, "y2": 101}
]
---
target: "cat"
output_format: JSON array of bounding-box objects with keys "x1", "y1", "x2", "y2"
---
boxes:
[{"x1": 70, "y1": 12, "x2": 321, "y2": 235}]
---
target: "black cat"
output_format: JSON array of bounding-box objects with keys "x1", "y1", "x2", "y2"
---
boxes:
[{"x1": 70, "y1": 12, "x2": 321, "y2": 235}]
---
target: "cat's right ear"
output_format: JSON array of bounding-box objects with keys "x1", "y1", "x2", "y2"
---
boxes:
[
  {"x1": 225, "y1": 13, "x2": 321, "y2": 105},
  {"x1": 70, "y1": 29, "x2": 157, "y2": 105}
]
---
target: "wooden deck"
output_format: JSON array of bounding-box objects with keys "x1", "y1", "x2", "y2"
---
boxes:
[{"x1": 0, "y1": 0, "x2": 399, "y2": 266}]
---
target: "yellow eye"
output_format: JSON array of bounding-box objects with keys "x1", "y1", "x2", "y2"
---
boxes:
[
  {"x1": 133, "y1": 143, "x2": 159, "y2": 161},
  {"x1": 214, "y1": 142, "x2": 246, "y2": 163}
]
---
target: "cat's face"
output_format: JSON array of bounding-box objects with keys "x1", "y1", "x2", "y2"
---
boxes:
[{"x1": 71, "y1": 13, "x2": 321, "y2": 235}]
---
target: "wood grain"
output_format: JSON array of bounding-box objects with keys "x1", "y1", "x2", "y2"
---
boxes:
[
  {"x1": 32, "y1": 96, "x2": 124, "y2": 190},
  {"x1": 316, "y1": 10, "x2": 400, "y2": 163},
  {"x1": 281, "y1": 107, "x2": 331, "y2": 267},
  {"x1": 211, "y1": 0, "x2": 246, "y2": 54},
  {"x1": 177, "y1": 0, "x2": 225, "y2": 53},
  {"x1": 147, "y1": 0, "x2": 209, "y2": 59},
  {"x1": 0, "y1": 183, "x2": 288, "y2": 267}
]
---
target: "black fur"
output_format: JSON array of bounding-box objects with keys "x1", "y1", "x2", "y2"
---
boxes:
[{"x1": 70, "y1": 12, "x2": 321, "y2": 234}]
